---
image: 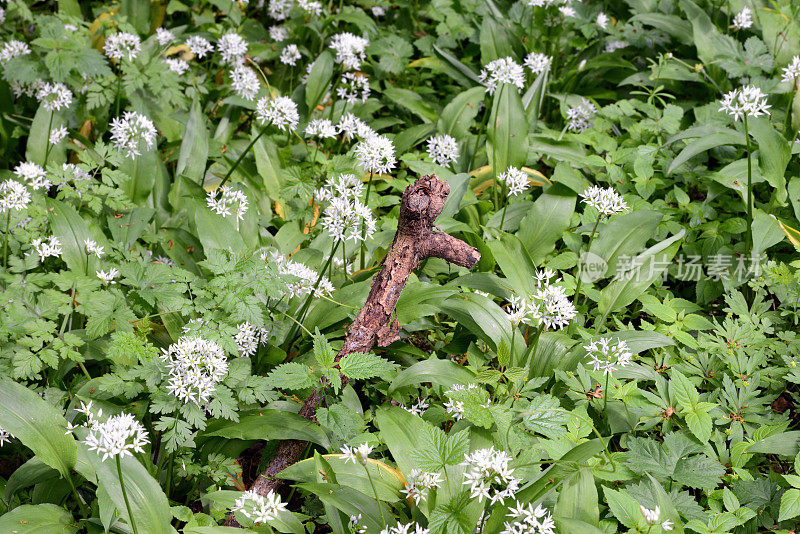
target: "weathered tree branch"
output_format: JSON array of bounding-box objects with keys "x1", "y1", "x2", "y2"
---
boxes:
[{"x1": 225, "y1": 174, "x2": 480, "y2": 527}]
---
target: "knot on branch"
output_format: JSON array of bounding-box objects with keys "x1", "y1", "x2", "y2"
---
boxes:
[{"x1": 398, "y1": 174, "x2": 450, "y2": 236}]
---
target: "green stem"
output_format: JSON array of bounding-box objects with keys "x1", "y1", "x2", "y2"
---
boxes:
[
  {"x1": 744, "y1": 115, "x2": 753, "y2": 257},
  {"x1": 116, "y1": 455, "x2": 140, "y2": 534},
  {"x1": 65, "y1": 470, "x2": 89, "y2": 518},
  {"x1": 364, "y1": 464, "x2": 385, "y2": 526},
  {"x1": 360, "y1": 171, "x2": 374, "y2": 270},
  {"x1": 2, "y1": 210, "x2": 10, "y2": 281},
  {"x1": 784, "y1": 84, "x2": 796, "y2": 138},
  {"x1": 218, "y1": 124, "x2": 271, "y2": 190},
  {"x1": 574, "y1": 216, "x2": 602, "y2": 309},
  {"x1": 43, "y1": 111, "x2": 54, "y2": 168},
  {"x1": 603, "y1": 372, "x2": 610, "y2": 412}
]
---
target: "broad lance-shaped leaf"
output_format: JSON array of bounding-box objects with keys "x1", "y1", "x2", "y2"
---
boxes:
[
  {"x1": 176, "y1": 98, "x2": 209, "y2": 183},
  {"x1": 0, "y1": 504, "x2": 78, "y2": 533},
  {"x1": 305, "y1": 50, "x2": 334, "y2": 111},
  {"x1": 487, "y1": 82, "x2": 528, "y2": 182},
  {"x1": 518, "y1": 183, "x2": 575, "y2": 264},
  {"x1": 388, "y1": 358, "x2": 475, "y2": 394},
  {"x1": 0, "y1": 377, "x2": 76, "y2": 479},
  {"x1": 203, "y1": 410, "x2": 332, "y2": 449}
]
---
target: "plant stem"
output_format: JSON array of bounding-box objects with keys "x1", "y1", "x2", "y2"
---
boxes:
[
  {"x1": 116, "y1": 455, "x2": 140, "y2": 534},
  {"x1": 744, "y1": 115, "x2": 753, "y2": 257},
  {"x1": 603, "y1": 372, "x2": 610, "y2": 412},
  {"x1": 360, "y1": 171, "x2": 374, "y2": 270},
  {"x1": 364, "y1": 463, "x2": 385, "y2": 526},
  {"x1": 218, "y1": 124, "x2": 270, "y2": 190},
  {"x1": 43, "y1": 111, "x2": 54, "y2": 168},
  {"x1": 574, "y1": 216, "x2": 602, "y2": 309},
  {"x1": 65, "y1": 471, "x2": 89, "y2": 518},
  {"x1": 2, "y1": 210, "x2": 10, "y2": 282}
]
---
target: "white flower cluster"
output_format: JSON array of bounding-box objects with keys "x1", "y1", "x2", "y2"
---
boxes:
[
  {"x1": 269, "y1": 26, "x2": 289, "y2": 42},
  {"x1": 401, "y1": 468, "x2": 443, "y2": 505},
  {"x1": 501, "y1": 502, "x2": 556, "y2": 534},
  {"x1": 49, "y1": 125, "x2": 68, "y2": 144},
  {"x1": 156, "y1": 27, "x2": 175, "y2": 46},
  {"x1": 36, "y1": 82, "x2": 73, "y2": 111},
  {"x1": 605, "y1": 40, "x2": 629, "y2": 53},
  {"x1": 426, "y1": 134, "x2": 459, "y2": 168},
  {"x1": 337, "y1": 112, "x2": 375, "y2": 141},
  {"x1": 401, "y1": 398, "x2": 429, "y2": 417},
  {"x1": 161, "y1": 336, "x2": 229, "y2": 407},
  {"x1": 337, "y1": 72, "x2": 371, "y2": 103},
  {"x1": 329, "y1": 32, "x2": 369, "y2": 70},
  {"x1": 0, "y1": 180, "x2": 31, "y2": 212},
  {"x1": 231, "y1": 490, "x2": 288, "y2": 524},
  {"x1": 268, "y1": 0, "x2": 293, "y2": 20},
  {"x1": 443, "y1": 383, "x2": 481, "y2": 419},
  {"x1": 264, "y1": 249, "x2": 335, "y2": 298},
  {"x1": 782, "y1": 56, "x2": 800, "y2": 84},
  {"x1": 256, "y1": 95, "x2": 300, "y2": 131},
  {"x1": 732, "y1": 7, "x2": 753, "y2": 30},
  {"x1": 32, "y1": 235, "x2": 62, "y2": 258},
  {"x1": 354, "y1": 134, "x2": 396, "y2": 174},
  {"x1": 109, "y1": 111, "x2": 158, "y2": 159},
  {"x1": 306, "y1": 118, "x2": 338, "y2": 139},
  {"x1": 461, "y1": 447, "x2": 522, "y2": 504},
  {"x1": 96, "y1": 268, "x2": 120, "y2": 284},
  {"x1": 640, "y1": 505, "x2": 673, "y2": 531},
  {"x1": 207, "y1": 185, "x2": 249, "y2": 222},
  {"x1": 217, "y1": 33, "x2": 248, "y2": 65},
  {"x1": 186, "y1": 35, "x2": 214, "y2": 58},
  {"x1": 0, "y1": 39, "x2": 31, "y2": 65},
  {"x1": 14, "y1": 161, "x2": 51, "y2": 190},
  {"x1": 497, "y1": 167, "x2": 531, "y2": 197},
  {"x1": 103, "y1": 32, "x2": 141, "y2": 62},
  {"x1": 524, "y1": 52, "x2": 552, "y2": 75},
  {"x1": 230, "y1": 64, "x2": 260, "y2": 100},
  {"x1": 164, "y1": 58, "x2": 189, "y2": 75},
  {"x1": 297, "y1": 0, "x2": 322, "y2": 16},
  {"x1": 84, "y1": 238, "x2": 105, "y2": 258},
  {"x1": 341, "y1": 442, "x2": 373, "y2": 465},
  {"x1": 718, "y1": 85, "x2": 771, "y2": 121},
  {"x1": 506, "y1": 269, "x2": 577, "y2": 330},
  {"x1": 580, "y1": 185, "x2": 628, "y2": 216},
  {"x1": 83, "y1": 409, "x2": 150, "y2": 462},
  {"x1": 280, "y1": 43, "x2": 301, "y2": 66},
  {"x1": 315, "y1": 173, "x2": 365, "y2": 202},
  {"x1": 235, "y1": 322, "x2": 270, "y2": 356},
  {"x1": 380, "y1": 522, "x2": 429, "y2": 534},
  {"x1": 0, "y1": 425, "x2": 12, "y2": 447},
  {"x1": 584, "y1": 337, "x2": 632, "y2": 375},
  {"x1": 479, "y1": 57, "x2": 526, "y2": 94},
  {"x1": 596, "y1": 12, "x2": 610, "y2": 30},
  {"x1": 566, "y1": 98, "x2": 597, "y2": 132}
]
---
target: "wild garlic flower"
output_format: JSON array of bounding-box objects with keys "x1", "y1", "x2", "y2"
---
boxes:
[
  {"x1": 566, "y1": 98, "x2": 597, "y2": 132},
  {"x1": 32, "y1": 236, "x2": 62, "y2": 258},
  {"x1": 36, "y1": 82, "x2": 73, "y2": 111},
  {"x1": 235, "y1": 322, "x2": 270, "y2": 356},
  {"x1": 559, "y1": 5, "x2": 576, "y2": 17},
  {"x1": 461, "y1": 447, "x2": 522, "y2": 504},
  {"x1": 524, "y1": 52, "x2": 552, "y2": 75},
  {"x1": 315, "y1": 173, "x2": 365, "y2": 201},
  {"x1": 14, "y1": 161, "x2": 51, "y2": 190},
  {"x1": 231, "y1": 490, "x2": 288, "y2": 523},
  {"x1": 341, "y1": 443, "x2": 374, "y2": 465},
  {"x1": 0, "y1": 8, "x2": 4, "y2": 25},
  {"x1": 640, "y1": 505, "x2": 673, "y2": 531},
  {"x1": 338, "y1": 112, "x2": 375, "y2": 140},
  {"x1": 49, "y1": 125, "x2": 68, "y2": 144},
  {"x1": 580, "y1": 185, "x2": 627, "y2": 216},
  {"x1": 207, "y1": 186, "x2": 249, "y2": 222},
  {"x1": 321, "y1": 196, "x2": 376, "y2": 242},
  {"x1": 479, "y1": 57, "x2": 526, "y2": 94},
  {"x1": 718, "y1": 85, "x2": 771, "y2": 121},
  {"x1": 426, "y1": 134, "x2": 460, "y2": 168},
  {"x1": 502, "y1": 502, "x2": 556, "y2": 534},
  {"x1": 402, "y1": 398, "x2": 429, "y2": 416},
  {"x1": 782, "y1": 56, "x2": 800, "y2": 84},
  {"x1": 596, "y1": 12, "x2": 610, "y2": 29},
  {"x1": 103, "y1": 32, "x2": 141, "y2": 62},
  {"x1": 337, "y1": 72, "x2": 371, "y2": 103},
  {"x1": 297, "y1": 0, "x2": 323, "y2": 16},
  {"x1": 305, "y1": 118, "x2": 338, "y2": 139},
  {"x1": 372, "y1": 6, "x2": 386, "y2": 16},
  {"x1": 505, "y1": 294, "x2": 528, "y2": 325},
  {"x1": 164, "y1": 58, "x2": 189, "y2": 75},
  {"x1": 0, "y1": 180, "x2": 31, "y2": 212},
  {"x1": 584, "y1": 337, "x2": 632, "y2": 375},
  {"x1": 401, "y1": 469, "x2": 443, "y2": 505},
  {"x1": 605, "y1": 40, "x2": 629, "y2": 53},
  {"x1": 161, "y1": 336, "x2": 229, "y2": 407},
  {"x1": 264, "y1": 249, "x2": 335, "y2": 298},
  {"x1": 268, "y1": 0, "x2": 293, "y2": 20},
  {"x1": 279, "y1": 43, "x2": 301, "y2": 66},
  {"x1": 444, "y1": 398, "x2": 465, "y2": 420},
  {"x1": 62, "y1": 163, "x2": 91, "y2": 183},
  {"x1": 732, "y1": 7, "x2": 753, "y2": 30},
  {"x1": 109, "y1": 111, "x2": 158, "y2": 159},
  {"x1": 229, "y1": 64, "x2": 260, "y2": 101},
  {"x1": 269, "y1": 26, "x2": 289, "y2": 42},
  {"x1": 256, "y1": 95, "x2": 299, "y2": 131},
  {"x1": 349, "y1": 514, "x2": 368, "y2": 534},
  {"x1": 0, "y1": 39, "x2": 30, "y2": 64},
  {"x1": 517, "y1": 269, "x2": 576, "y2": 330},
  {"x1": 96, "y1": 268, "x2": 120, "y2": 284},
  {"x1": 84, "y1": 412, "x2": 149, "y2": 462},
  {"x1": 0, "y1": 425, "x2": 12, "y2": 446},
  {"x1": 217, "y1": 33, "x2": 248, "y2": 66},
  {"x1": 380, "y1": 523, "x2": 429, "y2": 534},
  {"x1": 84, "y1": 239, "x2": 105, "y2": 258},
  {"x1": 354, "y1": 134, "x2": 396, "y2": 174},
  {"x1": 186, "y1": 35, "x2": 213, "y2": 58},
  {"x1": 527, "y1": 0, "x2": 567, "y2": 7},
  {"x1": 155, "y1": 27, "x2": 175, "y2": 46},
  {"x1": 329, "y1": 32, "x2": 369, "y2": 70},
  {"x1": 497, "y1": 167, "x2": 530, "y2": 197}
]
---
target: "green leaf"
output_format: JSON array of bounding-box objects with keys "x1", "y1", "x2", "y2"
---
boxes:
[
  {"x1": 479, "y1": 17, "x2": 515, "y2": 63},
  {"x1": 518, "y1": 183, "x2": 576, "y2": 263},
  {"x1": 486, "y1": 233, "x2": 537, "y2": 296},
  {"x1": 176, "y1": 98, "x2": 209, "y2": 183},
  {"x1": 280, "y1": 454, "x2": 404, "y2": 501},
  {"x1": 296, "y1": 483, "x2": 388, "y2": 533},
  {"x1": 603, "y1": 487, "x2": 643, "y2": 530},
  {"x1": 194, "y1": 202, "x2": 247, "y2": 255},
  {"x1": 203, "y1": 410, "x2": 331, "y2": 448},
  {"x1": 254, "y1": 132, "x2": 284, "y2": 199},
  {"x1": 780, "y1": 489, "x2": 800, "y2": 521},
  {"x1": 388, "y1": 359, "x2": 475, "y2": 394},
  {"x1": 555, "y1": 467, "x2": 599, "y2": 527},
  {"x1": 522, "y1": 394, "x2": 569, "y2": 439},
  {"x1": 305, "y1": 51, "x2": 334, "y2": 111},
  {"x1": 0, "y1": 378, "x2": 76, "y2": 479},
  {"x1": 0, "y1": 504, "x2": 77, "y2": 533},
  {"x1": 438, "y1": 86, "x2": 485, "y2": 138},
  {"x1": 589, "y1": 210, "x2": 663, "y2": 278},
  {"x1": 487, "y1": 82, "x2": 528, "y2": 181},
  {"x1": 670, "y1": 369, "x2": 699, "y2": 408},
  {"x1": 432, "y1": 44, "x2": 482, "y2": 87},
  {"x1": 383, "y1": 87, "x2": 439, "y2": 123},
  {"x1": 667, "y1": 126, "x2": 745, "y2": 174},
  {"x1": 339, "y1": 352, "x2": 398, "y2": 380},
  {"x1": 47, "y1": 198, "x2": 98, "y2": 276}
]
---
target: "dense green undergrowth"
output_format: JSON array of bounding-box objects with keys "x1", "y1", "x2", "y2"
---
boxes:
[{"x1": 2, "y1": 0, "x2": 800, "y2": 532}]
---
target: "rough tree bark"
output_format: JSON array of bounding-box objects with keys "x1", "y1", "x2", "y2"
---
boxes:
[{"x1": 225, "y1": 174, "x2": 480, "y2": 527}]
